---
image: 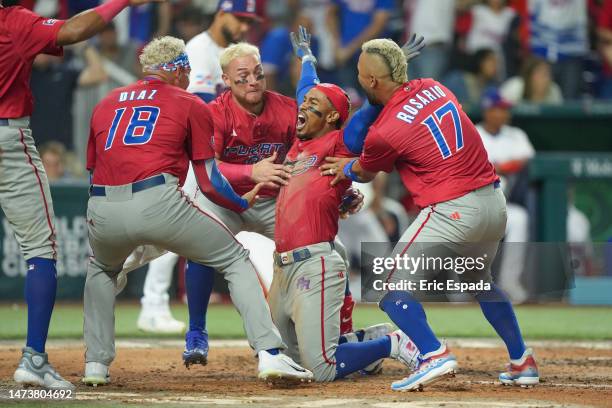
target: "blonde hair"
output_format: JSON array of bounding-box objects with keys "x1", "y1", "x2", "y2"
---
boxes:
[
  {"x1": 139, "y1": 36, "x2": 186, "y2": 69},
  {"x1": 361, "y1": 39, "x2": 407, "y2": 84},
  {"x1": 219, "y1": 42, "x2": 261, "y2": 71}
]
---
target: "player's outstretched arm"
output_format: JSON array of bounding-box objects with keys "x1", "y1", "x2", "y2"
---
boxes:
[
  {"x1": 56, "y1": 0, "x2": 166, "y2": 46},
  {"x1": 291, "y1": 25, "x2": 320, "y2": 105},
  {"x1": 192, "y1": 159, "x2": 260, "y2": 212},
  {"x1": 342, "y1": 100, "x2": 383, "y2": 154}
]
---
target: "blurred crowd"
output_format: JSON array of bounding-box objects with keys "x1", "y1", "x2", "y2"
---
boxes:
[
  {"x1": 8, "y1": 0, "x2": 612, "y2": 175},
  {"x1": 4, "y1": 0, "x2": 600, "y2": 305}
]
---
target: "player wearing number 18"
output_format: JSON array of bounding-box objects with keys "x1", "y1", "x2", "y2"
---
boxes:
[
  {"x1": 83, "y1": 36, "x2": 313, "y2": 386},
  {"x1": 322, "y1": 38, "x2": 539, "y2": 391}
]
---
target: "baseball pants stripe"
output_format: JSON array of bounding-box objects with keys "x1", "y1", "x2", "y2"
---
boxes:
[
  {"x1": 0, "y1": 119, "x2": 57, "y2": 260},
  {"x1": 18, "y1": 129, "x2": 57, "y2": 259}
]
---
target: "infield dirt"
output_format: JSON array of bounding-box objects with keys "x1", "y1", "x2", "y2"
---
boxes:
[{"x1": 1, "y1": 342, "x2": 611, "y2": 407}]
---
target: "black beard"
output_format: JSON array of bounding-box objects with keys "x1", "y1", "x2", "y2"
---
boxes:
[
  {"x1": 221, "y1": 25, "x2": 238, "y2": 45},
  {"x1": 365, "y1": 90, "x2": 379, "y2": 105}
]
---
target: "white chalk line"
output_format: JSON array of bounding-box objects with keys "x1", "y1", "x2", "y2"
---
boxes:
[{"x1": 1, "y1": 338, "x2": 611, "y2": 350}]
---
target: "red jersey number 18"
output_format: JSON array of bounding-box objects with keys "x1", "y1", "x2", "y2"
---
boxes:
[{"x1": 105, "y1": 106, "x2": 160, "y2": 151}]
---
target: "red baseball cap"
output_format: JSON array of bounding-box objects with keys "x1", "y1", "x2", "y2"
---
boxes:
[
  {"x1": 217, "y1": 0, "x2": 260, "y2": 20},
  {"x1": 313, "y1": 83, "x2": 351, "y2": 124}
]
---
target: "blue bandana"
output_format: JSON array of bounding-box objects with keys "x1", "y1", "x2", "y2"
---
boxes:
[{"x1": 149, "y1": 52, "x2": 191, "y2": 72}]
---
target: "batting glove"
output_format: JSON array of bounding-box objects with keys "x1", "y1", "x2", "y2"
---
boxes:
[
  {"x1": 401, "y1": 33, "x2": 426, "y2": 62},
  {"x1": 290, "y1": 25, "x2": 317, "y2": 65}
]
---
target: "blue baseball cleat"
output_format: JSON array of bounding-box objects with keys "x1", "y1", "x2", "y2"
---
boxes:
[
  {"x1": 391, "y1": 344, "x2": 458, "y2": 392},
  {"x1": 183, "y1": 329, "x2": 209, "y2": 369},
  {"x1": 499, "y1": 348, "x2": 539, "y2": 387}
]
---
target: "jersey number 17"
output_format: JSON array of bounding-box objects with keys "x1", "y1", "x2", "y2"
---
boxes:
[{"x1": 422, "y1": 101, "x2": 464, "y2": 159}]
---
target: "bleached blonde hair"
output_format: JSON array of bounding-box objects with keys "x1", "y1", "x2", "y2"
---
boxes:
[
  {"x1": 219, "y1": 42, "x2": 261, "y2": 71},
  {"x1": 362, "y1": 39, "x2": 407, "y2": 84},
  {"x1": 139, "y1": 36, "x2": 186, "y2": 70}
]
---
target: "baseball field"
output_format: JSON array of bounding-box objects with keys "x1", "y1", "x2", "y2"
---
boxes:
[{"x1": 1, "y1": 302, "x2": 611, "y2": 407}]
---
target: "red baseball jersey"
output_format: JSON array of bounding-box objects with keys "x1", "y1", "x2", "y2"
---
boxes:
[
  {"x1": 87, "y1": 78, "x2": 215, "y2": 186},
  {"x1": 275, "y1": 130, "x2": 352, "y2": 252},
  {"x1": 0, "y1": 6, "x2": 65, "y2": 118},
  {"x1": 209, "y1": 90, "x2": 297, "y2": 197},
  {"x1": 360, "y1": 78, "x2": 498, "y2": 208}
]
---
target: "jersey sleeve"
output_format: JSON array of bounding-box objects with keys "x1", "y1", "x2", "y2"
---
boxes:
[
  {"x1": 207, "y1": 99, "x2": 227, "y2": 157},
  {"x1": 333, "y1": 130, "x2": 358, "y2": 158},
  {"x1": 513, "y1": 128, "x2": 536, "y2": 160},
  {"x1": 187, "y1": 100, "x2": 216, "y2": 161},
  {"x1": 86, "y1": 127, "x2": 97, "y2": 172},
  {"x1": 9, "y1": 7, "x2": 65, "y2": 59},
  {"x1": 359, "y1": 129, "x2": 399, "y2": 173}
]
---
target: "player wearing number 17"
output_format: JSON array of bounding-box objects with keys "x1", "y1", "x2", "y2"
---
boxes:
[{"x1": 321, "y1": 38, "x2": 539, "y2": 391}]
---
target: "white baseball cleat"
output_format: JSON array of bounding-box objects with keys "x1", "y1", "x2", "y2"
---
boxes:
[
  {"x1": 499, "y1": 348, "x2": 539, "y2": 387},
  {"x1": 391, "y1": 343, "x2": 458, "y2": 392},
  {"x1": 14, "y1": 347, "x2": 74, "y2": 390},
  {"x1": 257, "y1": 351, "x2": 314, "y2": 385},
  {"x1": 82, "y1": 362, "x2": 110, "y2": 387},
  {"x1": 137, "y1": 311, "x2": 186, "y2": 334}
]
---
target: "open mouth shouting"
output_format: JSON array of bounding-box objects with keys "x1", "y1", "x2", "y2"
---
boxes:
[{"x1": 296, "y1": 110, "x2": 308, "y2": 131}]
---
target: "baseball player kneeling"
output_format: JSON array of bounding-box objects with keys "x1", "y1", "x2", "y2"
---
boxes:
[
  {"x1": 82, "y1": 36, "x2": 313, "y2": 386},
  {"x1": 266, "y1": 30, "x2": 428, "y2": 382}
]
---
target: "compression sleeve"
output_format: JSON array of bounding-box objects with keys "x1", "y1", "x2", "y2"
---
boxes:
[{"x1": 192, "y1": 159, "x2": 248, "y2": 212}]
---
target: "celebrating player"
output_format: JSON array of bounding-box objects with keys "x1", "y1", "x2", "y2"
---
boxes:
[
  {"x1": 266, "y1": 29, "x2": 435, "y2": 383},
  {"x1": 179, "y1": 38, "x2": 364, "y2": 367},
  {"x1": 0, "y1": 0, "x2": 166, "y2": 390},
  {"x1": 135, "y1": 0, "x2": 259, "y2": 335},
  {"x1": 321, "y1": 38, "x2": 539, "y2": 391},
  {"x1": 82, "y1": 36, "x2": 313, "y2": 386}
]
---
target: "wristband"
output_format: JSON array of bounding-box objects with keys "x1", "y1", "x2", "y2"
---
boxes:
[
  {"x1": 94, "y1": 0, "x2": 129, "y2": 23},
  {"x1": 302, "y1": 55, "x2": 317, "y2": 65},
  {"x1": 343, "y1": 159, "x2": 362, "y2": 182}
]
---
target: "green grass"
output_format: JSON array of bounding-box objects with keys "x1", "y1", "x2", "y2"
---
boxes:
[{"x1": 1, "y1": 302, "x2": 611, "y2": 341}]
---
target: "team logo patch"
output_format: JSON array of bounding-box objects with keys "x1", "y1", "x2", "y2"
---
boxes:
[
  {"x1": 286, "y1": 155, "x2": 317, "y2": 176},
  {"x1": 43, "y1": 19, "x2": 58, "y2": 26},
  {"x1": 296, "y1": 276, "x2": 310, "y2": 291}
]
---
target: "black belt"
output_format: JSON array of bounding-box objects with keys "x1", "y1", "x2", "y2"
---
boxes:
[
  {"x1": 90, "y1": 174, "x2": 166, "y2": 197},
  {"x1": 0, "y1": 119, "x2": 9, "y2": 126}
]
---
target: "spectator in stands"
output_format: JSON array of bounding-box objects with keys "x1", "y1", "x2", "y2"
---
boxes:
[
  {"x1": 39, "y1": 141, "x2": 67, "y2": 183},
  {"x1": 369, "y1": 173, "x2": 410, "y2": 243},
  {"x1": 444, "y1": 48, "x2": 500, "y2": 111},
  {"x1": 500, "y1": 56, "x2": 563, "y2": 104},
  {"x1": 30, "y1": 44, "x2": 107, "y2": 150},
  {"x1": 404, "y1": 0, "x2": 456, "y2": 80},
  {"x1": 300, "y1": 0, "x2": 337, "y2": 82},
  {"x1": 186, "y1": 1, "x2": 259, "y2": 102},
  {"x1": 465, "y1": 0, "x2": 518, "y2": 79},
  {"x1": 173, "y1": 6, "x2": 206, "y2": 43},
  {"x1": 528, "y1": 0, "x2": 588, "y2": 99},
  {"x1": 260, "y1": 12, "x2": 317, "y2": 95},
  {"x1": 326, "y1": 0, "x2": 393, "y2": 91},
  {"x1": 597, "y1": 0, "x2": 612, "y2": 99},
  {"x1": 476, "y1": 88, "x2": 534, "y2": 302},
  {"x1": 98, "y1": 23, "x2": 140, "y2": 76},
  {"x1": 129, "y1": 1, "x2": 172, "y2": 45}
]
